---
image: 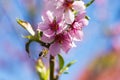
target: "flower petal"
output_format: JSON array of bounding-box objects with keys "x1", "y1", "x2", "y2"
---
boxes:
[
  {"x1": 38, "y1": 22, "x2": 49, "y2": 31},
  {"x1": 73, "y1": 30, "x2": 83, "y2": 41},
  {"x1": 72, "y1": 1, "x2": 86, "y2": 11},
  {"x1": 41, "y1": 14, "x2": 50, "y2": 24},
  {"x1": 79, "y1": 19, "x2": 89, "y2": 26},
  {"x1": 46, "y1": 11, "x2": 54, "y2": 23},
  {"x1": 61, "y1": 40, "x2": 72, "y2": 53},
  {"x1": 61, "y1": 33, "x2": 72, "y2": 53},
  {"x1": 75, "y1": 11, "x2": 86, "y2": 21},
  {"x1": 64, "y1": 9, "x2": 74, "y2": 24},
  {"x1": 44, "y1": 29, "x2": 55, "y2": 37},
  {"x1": 57, "y1": 21, "x2": 67, "y2": 34},
  {"x1": 49, "y1": 42, "x2": 61, "y2": 56},
  {"x1": 73, "y1": 22, "x2": 82, "y2": 29},
  {"x1": 41, "y1": 35, "x2": 54, "y2": 43}
]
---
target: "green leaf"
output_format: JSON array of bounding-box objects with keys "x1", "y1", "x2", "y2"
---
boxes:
[
  {"x1": 85, "y1": 0, "x2": 95, "y2": 8},
  {"x1": 59, "y1": 60, "x2": 77, "y2": 74},
  {"x1": 85, "y1": 16, "x2": 90, "y2": 20},
  {"x1": 23, "y1": 30, "x2": 42, "y2": 41},
  {"x1": 58, "y1": 54, "x2": 64, "y2": 70},
  {"x1": 36, "y1": 59, "x2": 49, "y2": 80},
  {"x1": 63, "y1": 72, "x2": 69, "y2": 74},
  {"x1": 16, "y1": 19, "x2": 35, "y2": 36},
  {"x1": 23, "y1": 35, "x2": 34, "y2": 40},
  {"x1": 25, "y1": 40, "x2": 32, "y2": 54}
]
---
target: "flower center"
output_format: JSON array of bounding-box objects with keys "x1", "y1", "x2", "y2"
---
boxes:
[
  {"x1": 55, "y1": 34, "x2": 64, "y2": 44},
  {"x1": 50, "y1": 20, "x2": 59, "y2": 31},
  {"x1": 63, "y1": 0, "x2": 73, "y2": 10}
]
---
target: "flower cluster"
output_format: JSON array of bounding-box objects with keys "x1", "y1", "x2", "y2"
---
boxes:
[{"x1": 38, "y1": 0, "x2": 89, "y2": 56}]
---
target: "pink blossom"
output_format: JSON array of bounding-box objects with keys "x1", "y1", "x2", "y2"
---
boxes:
[
  {"x1": 68, "y1": 11, "x2": 88, "y2": 41},
  {"x1": 56, "y1": 0, "x2": 86, "y2": 24},
  {"x1": 49, "y1": 32, "x2": 74, "y2": 56},
  {"x1": 38, "y1": 11, "x2": 65, "y2": 37},
  {"x1": 37, "y1": 0, "x2": 89, "y2": 56},
  {"x1": 43, "y1": 0, "x2": 63, "y2": 19}
]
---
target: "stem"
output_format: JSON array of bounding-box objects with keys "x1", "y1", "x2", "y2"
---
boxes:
[
  {"x1": 55, "y1": 75, "x2": 59, "y2": 80},
  {"x1": 50, "y1": 55, "x2": 55, "y2": 80}
]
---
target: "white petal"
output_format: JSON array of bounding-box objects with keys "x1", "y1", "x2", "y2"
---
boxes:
[
  {"x1": 46, "y1": 11, "x2": 54, "y2": 23},
  {"x1": 82, "y1": 19, "x2": 89, "y2": 26},
  {"x1": 79, "y1": 19, "x2": 89, "y2": 26},
  {"x1": 64, "y1": 10, "x2": 74, "y2": 24},
  {"x1": 41, "y1": 14, "x2": 50, "y2": 24},
  {"x1": 73, "y1": 1, "x2": 86, "y2": 11},
  {"x1": 74, "y1": 30, "x2": 83, "y2": 41}
]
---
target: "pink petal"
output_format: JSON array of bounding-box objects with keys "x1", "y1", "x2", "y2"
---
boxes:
[
  {"x1": 73, "y1": 30, "x2": 83, "y2": 41},
  {"x1": 73, "y1": 22, "x2": 82, "y2": 28},
  {"x1": 61, "y1": 40, "x2": 72, "y2": 53},
  {"x1": 54, "y1": 8, "x2": 64, "y2": 20},
  {"x1": 61, "y1": 33, "x2": 72, "y2": 53},
  {"x1": 41, "y1": 10, "x2": 54, "y2": 24},
  {"x1": 41, "y1": 15, "x2": 50, "y2": 24},
  {"x1": 64, "y1": 9, "x2": 74, "y2": 24},
  {"x1": 41, "y1": 35, "x2": 54, "y2": 43},
  {"x1": 75, "y1": 11, "x2": 86, "y2": 21},
  {"x1": 79, "y1": 19, "x2": 89, "y2": 26},
  {"x1": 43, "y1": 0, "x2": 56, "y2": 14},
  {"x1": 72, "y1": 1, "x2": 86, "y2": 11},
  {"x1": 56, "y1": 0, "x2": 64, "y2": 9},
  {"x1": 46, "y1": 11, "x2": 54, "y2": 23},
  {"x1": 57, "y1": 21, "x2": 67, "y2": 34},
  {"x1": 44, "y1": 29, "x2": 55, "y2": 37},
  {"x1": 49, "y1": 42, "x2": 61, "y2": 56},
  {"x1": 38, "y1": 22, "x2": 49, "y2": 31}
]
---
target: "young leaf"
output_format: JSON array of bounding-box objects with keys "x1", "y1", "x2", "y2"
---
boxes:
[
  {"x1": 58, "y1": 54, "x2": 64, "y2": 70},
  {"x1": 85, "y1": 16, "x2": 90, "y2": 20},
  {"x1": 85, "y1": 0, "x2": 95, "y2": 8},
  {"x1": 59, "y1": 60, "x2": 77, "y2": 74},
  {"x1": 63, "y1": 72, "x2": 69, "y2": 74},
  {"x1": 25, "y1": 40, "x2": 32, "y2": 54},
  {"x1": 23, "y1": 35, "x2": 34, "y2": 40},
  {"x1": 16, "y1": 19, "x2": 35, "y2": 36},
  {"x1": 36, "y1": 59, "x2": 49, "y2": 80}
]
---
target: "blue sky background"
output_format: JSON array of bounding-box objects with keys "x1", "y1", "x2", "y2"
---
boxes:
[{"x1": 0, "y1": 0, "x2": 120, "y2": 80}]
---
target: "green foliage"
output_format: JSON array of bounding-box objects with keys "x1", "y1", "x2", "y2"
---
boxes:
[
  {"x1": 59, "y1": 60, "x2": 77, "y2": 75},
  {"x1": 85, "y1": 16, "x2": 90, "y2": 20},
  {"x1": 24, "y1": 31, "x2": 42, "y2": 55},
  {"x1": 25, "y1": 40, "x2": 32, "y2": 54},
  {"x1": 58, "y1": 54, "x2": 64, "y2": 70},
  {"x1": 63, "y1": 72, "x2": 69, "y2": 74},
  {"x1": 17, "y1": 19, "x2": 43, "y2": 54},
  {"x1": 36, "y1": 59, "x2": 49, "y2": 80},
  {"x1": 16, "y1": 19, "x2": 35, "y2": 36},
  {"x1": 85, "y1": 0, "x2": 95, "y2": 8},
  {"x1": 56, "y1": 58, "x2": 76, "y2": 80}
]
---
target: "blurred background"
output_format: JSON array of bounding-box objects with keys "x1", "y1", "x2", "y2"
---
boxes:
[{"x1": 0, "y1": 0, "x2": 120, "y2": 80}]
